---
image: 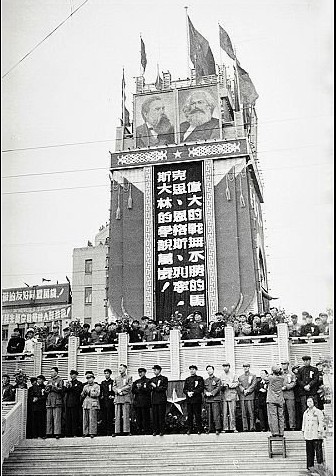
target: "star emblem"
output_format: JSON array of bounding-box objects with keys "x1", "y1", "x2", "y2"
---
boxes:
[
  {"x1": 167, "y1": 388, "x2": 186, "y2": 414},
  {"x1": 173, "y1": 149, "x2": 182, "y2": 159}
]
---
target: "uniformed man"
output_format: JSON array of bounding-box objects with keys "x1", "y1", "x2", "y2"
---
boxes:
[
  {"x1": 132, "y1": 368, "x2": 152, "y2": 434},
  {"x1": 281, "y1": 360, "x2": 296, "y2": 430},
  {"x1": 238, "y1": 363, "x2": 257, "y2": 431},
  {"x1": 64, "y1": 370, "x2": 83, "y2": 437},
  {"x1": 150, "y1": 364, "x2": 168, "y2": 436},
  {"x1": 113, "y1": 364, "x2": 132, "y2": 436},
  {"x1": 204, "y1": 365, "x2": 222, "y2": 435},
  {"x1": 297, "y1": 356, "x2": 319, "y2": 417},
  {"x1": 264, "y1": 365, "x2": 285, "y2": 437},
  {"x1": 183, "y1": 365, "x2": 204, "y2": 435},
  {"x1": 45, "y1": 366, "x2": 64, "y2": 438},
  {"x1": 220, "y1": 363, "x2": 239, "y2": 432},
  {"x1": 2, "y1": 374, "x2": 15, "y2": 402},
  {"x1": 81, "y1": 372, "x2": 100, "y2": 438},
  {"x1": 100, "y1": 368, "x2": 115, "y2": 435}
]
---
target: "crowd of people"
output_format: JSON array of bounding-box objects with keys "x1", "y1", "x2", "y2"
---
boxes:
[{"x1": 5, "y1": 309, "x2": 331, "y2": 356}]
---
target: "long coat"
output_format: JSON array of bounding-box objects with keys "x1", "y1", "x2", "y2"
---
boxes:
[
  {"x1": 238, "y1": 373, "x2": 257, "y2": 401},
  {"x1": 64, "y1": 379, "x2": 83, "y2": 407},
  {"x1": 132, "y1": 377, "x2": 152, "y2": 407},
  {"x1": 150, "y1": 375, "x2": 168, "y2": 405},
  {"x1": 183, "y1": 375, "x2": 205, "y2": 403}
]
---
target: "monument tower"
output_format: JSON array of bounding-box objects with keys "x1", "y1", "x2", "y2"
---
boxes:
[{"x1": 107, "y1": 21, "x2": 270, "y2": 323}]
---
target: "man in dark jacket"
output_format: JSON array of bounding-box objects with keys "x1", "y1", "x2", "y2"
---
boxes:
[
  {"x1": 99, "y1": 368, "x2": 115, "y2": 435},
  {"x1": 300, "y1": 315, "x2": 320, "y2": 338},
  {"x1": 132, "y1": 368, "x2": 152, "y2": 434},
  {"x1": 31, "y1": 375, "x2": 47, "y2": 438},
  {"x1": 297, "y1": 356, "x2": 320, "y2": 417},
  {"x1": 64, "y1": 370, "x2": 83, "y2": 437},
  {"x1": 184, "y1": 312, "x2": 207, "y2": 346},
  {"x1": 150, "y1": 365, "x2": 168, "y2": 436},
  {"x1": 6, "y1": 329, "x2": 25, "y2": 354},
  {"x1": 183, "y1": 365, "x2": 204, "y2": 434},
  {"x1": 2, "y1": 374, "x2": 15, "y2": 401}
]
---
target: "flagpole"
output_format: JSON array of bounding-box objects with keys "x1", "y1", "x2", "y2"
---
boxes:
[
  {"x1": 184, "y1": 6, "x2": 190, "y2": 77},
  {"x1": 139, "y1": 33, "x2": 143, "y2": 76},
  {"x1": 233, "y1": 46, "x2": 242, "y2": 111}
]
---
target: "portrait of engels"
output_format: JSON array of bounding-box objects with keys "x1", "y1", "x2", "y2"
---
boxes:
[
  {"x1": 135, "y1": 94, "x2": 175, "y2": 148},
  {"x1": 179, "y1": 87, "x2": 220, "y2": 143}
]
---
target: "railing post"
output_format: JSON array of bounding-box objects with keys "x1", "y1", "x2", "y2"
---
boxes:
[
  {"x1": 169, "y1": 330, "x2": 181, "y2": 380},
  {"x1": 33, "y1": 341, "x2": 43, "y2": 376},
  {"x1": 277, "y1": 323, "x2": 290, "y2": 363},
  {"x1": 118, "y1": 332, "x2": 129, "y2": 367},
  {"x1": 68, "y1": 336, "x2": 80, "y2": 374},
  {"x1": 225, "y1": 326, "x2": 236, "y2": 373},
  {"x1": 17, "y1": 388, "x2": 28, "y2": 439}
]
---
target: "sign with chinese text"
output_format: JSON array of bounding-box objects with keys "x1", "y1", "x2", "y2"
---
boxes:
[
  {"x1": 2, "y1": 304, "x2": 71, "y2": 325},
  {"x1": 2, "y1": 283, "x2": 71, "y2": 308},
  {"x1": 154, "y1": 161, "x2": 207, "y2": 320}
]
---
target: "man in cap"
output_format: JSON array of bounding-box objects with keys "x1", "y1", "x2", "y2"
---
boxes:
[
  {"x1": 220, "y1": 363, "x2": 239, "y2": 433},
  {"x1": 204, "y1": 365, "x2": 222, "y2": 435},
  {"x1": 183, "y1": 365, "x2": 204, "y2": 434},
  {"x1": 64, "y1": 370, "x2": 83, "y2": 437},
  {"x1": 281, "y1": 360, "x2": 297, "y2": 431},
  {"x1": 150, "y1": 365, "x2": 168, "y2": 436},
  {"x1": 292, "y1": 365, "x2": 303, "y2": 429},
  {"x1": 264, "y1": 365, "x2": 285, "y2": 437},
  {"x1": 113, "y1": 364, "x2": 132, "y2": 436},
  {"x1": 238, "y1": 363, "x2": 257, "y2": 431},
  {"x1": 132, "y1": 368, "x2": 152, "y2": 434},
  {"x1": 297, "y1": 356, "x2": 319, "y2": 419},
  {"x1": 81, "y1": 372, "x2": 100, "y2": 438},
  {"x1": 45, "y1": 366, "x2": 64, "y2": 438},
  {"x1": 100, "y1": 369, "x2": 115, "y2": 436},
  {"x1": 31, "y1": 375, "x2": 47, "y2": 438},
  {"x1": 300, "y1": 315, "x2": 320, "y2": 339}
]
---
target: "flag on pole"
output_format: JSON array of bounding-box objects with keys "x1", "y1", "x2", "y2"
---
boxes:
[
  {"x1": 237, "y1": 63, "x2": 259, "y2": 105},
  {"x1": 121, "y1": 68, "x2": 130, "y2": 127},
  {"x1": 219, "y1": 24, "x2": 236, "y2": 61},
  {"x1": 140, "y1": 37, "x2": 147, "y2": 73},
  {"x1": 155, "y1": 65, "x2": 163, "y2": 90},
  {"x1": 188, "y1": 16, "x2": 216, "y2": 77}
]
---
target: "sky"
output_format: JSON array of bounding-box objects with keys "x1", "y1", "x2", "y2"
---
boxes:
[{"x1": 1, "y1": 0, "x2": 334, "y2": 317}]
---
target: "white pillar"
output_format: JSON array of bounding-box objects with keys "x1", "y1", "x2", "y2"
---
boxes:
[
  {"x1": 225, "y1": 326, "x2": 236, "y2": 373},
  {"x1": 118, "y1": 332, "x2": 129, "y2": 367},
  {"x1": 68, "y1": 336, "x2": 79, "y2": 374},
  {"x1": 277, "y1": 323, "x2": 289, "y2": 363},
  {"x1": 170, "y1": 330, "x2": 181, "y2": 380}
]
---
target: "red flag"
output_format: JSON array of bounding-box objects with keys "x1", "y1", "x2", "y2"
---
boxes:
[
  {"x1": 140, "y1": 37, "x2": 147, "y2": 73},
  {"x1": 237, "y1": 63, "x2": 259, "y2": 105},
  {"x1": 188, "y1": 16, "x2": 216, "y2": 77},
  {"x1": 121, "y1": 69, "x2": 130, "y2": 127},
  {"x1": 219, "y1": 24, "x2": 236, "y2": 61}
]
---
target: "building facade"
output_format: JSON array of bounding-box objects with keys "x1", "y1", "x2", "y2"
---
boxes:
[
  {"x1": 107, "y1": 67, "x2": 269, "y2": 323},
  {"x1": 71, "y1": 225, "x2": 109, "y2": 327}
]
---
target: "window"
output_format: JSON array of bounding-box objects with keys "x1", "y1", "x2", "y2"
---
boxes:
[
  {"x1": 84, "y1": 287, "x2": 92, "y2": 305},
  {"x1": 2, "y1": 325, "x2": 9, "y2": 341},
  {"x1": 85, "y1": 259, "x2": 92, "y2": 274}
]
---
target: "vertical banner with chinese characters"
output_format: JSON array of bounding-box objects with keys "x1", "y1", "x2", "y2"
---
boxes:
[{"x1": 154, "y1": 161, "x2": 207, "y2": 321}]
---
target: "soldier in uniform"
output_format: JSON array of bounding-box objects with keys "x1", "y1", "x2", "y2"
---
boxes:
[
  {"x1": 81, "y1": 372, "x2": 100, "y2": 438},
  {"x1": 150, "y1": 364, "x2": 168, "y2": 436},
  {"x1": 297, "y1": 356, "x2": 319, "y2": 417},
  {"x1": 204, "y1": 365, "x2": 222, "y2": 435},
  {"x1": 281, "y1": 360, "x2": 297, "y2": 430},
  {"x1": 264, "y1": 365, "x2": 285, "y2": 437},
  {"x1": 45, "y1": 366, "x2": 64, "y2": 438},
  {"x1": 113, "y1": 364, "x2": 132, "y2": 436},
  {"x1": 209, "y1": 312, "x2": 226, "y2": 339},
  {"x1": 100, "y1": 368, "x2": 115, "y2": 436},
  {"x1": 183, "y1": 365, "x2": 204, "y2": 435},
  {"x1": 220, "y1": 363, "x2": 239, "y2": 432},
  {"x1": 238, "y1": 363, "x2": 257, "y2": 431},
  {"x1": 64, "y1": 370, "x2": 83, "y2": 437},
  {"x1": 132, "y1": 368, "x2": 152, "y2": 434}
]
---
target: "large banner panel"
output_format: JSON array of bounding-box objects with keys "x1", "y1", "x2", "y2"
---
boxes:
[
  {"x1": 178, "y1": 85, "x2": 221, "y2": 143},
  {"x1": 134, "y1": 92, "x2": 176, "y2": 148},
  {"x1": 154, "y1": 161, "x2": 207, "y2": 320}
]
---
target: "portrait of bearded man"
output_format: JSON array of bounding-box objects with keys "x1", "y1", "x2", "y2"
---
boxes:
[
  {"x1": 179, "y1": 88, "x2": 220, "y2": 143},
  {"x1": 136, "y1": 95, "x2": 175, "y2": 148}
]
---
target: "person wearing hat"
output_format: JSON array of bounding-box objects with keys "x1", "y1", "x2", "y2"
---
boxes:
[
  {"x1": 204, "y1": 365, "x2": 222, "y2": 435},
  {"x1": 238, "y1": 363, "x2": 257, "y2": 431},
  {"x1": 183, "y1": 365, "x2": 204, "y2": 435},
  {"x1": 150, "y1": 365, "x2": 168, "y2": 436},
  {"x1": 132, "y1": 368, "x2": 152, "y2": 434},
  {"x1": 45, "y1": 326, "x2": 61, "y2": 352},
  {"x1": 45, "y1": 366, "x2": 64, "y2": 439},
  {"x1": 113, "y1": 364, "x2": 133, "y2": 436},
  {"x1": 297, "y1": 356, "x2": 319, "y2": 422},
  {"x1": 291, "y1": 365, "x2": 302, "y2": 429},
  {"x1": 23, "y1": 328, "x2": 37, "y2": 355},
  {"x1": 100, "y1": 369, "x2": 115, "y2": 436},
  {"x1": 32, "y1": 375, "x2": 47, "y2": 438},
  {"x1": 220, "y1": 363, "x2": 239, "y2": 433},
  {"x1": 64, "y1": 370, "x2": 83, "y2": 437},
  {"x1": 264, "y1": 365, "x2": 286, "y2": 437},
  {"x1": 89, "y1": 323, "x2": 106, "y2": 345},
  {"x1": 79, "y1": 323, "x2": 91, "y2": 346},
  {"x1": 26, "y1": 377, "x2": 38, "y2": 439},
  {"x1": 2, "y1": 374, "x2": 15, "y2": 402},
  {"x1": 280, "y1": 360, "x2": 297, "y2": 431},
  {"x1": 300, "y1": 315, "x2": 320, "y2": 341},
  {"x1": 302, "y1": 396, "x2": 325, "y2": 471},
  {"x1": 81, "y1": 372, "x2": 100, "y2": 438}
]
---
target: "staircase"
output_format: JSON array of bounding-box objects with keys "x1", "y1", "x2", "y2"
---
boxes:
[{"x1": 2, "y1": 431, "x2": 309, "y2": 476}]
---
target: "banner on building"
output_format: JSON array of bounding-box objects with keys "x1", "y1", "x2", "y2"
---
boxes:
[
  {"x1": 2, "y1": 304, "x2": 72, "y2": 325},
  {"x1": 154, "y1": 161, "x2": 207, "y2": 320},
  {"x1": 2, "y1": 283, "x2": 71, "y2": 308}
]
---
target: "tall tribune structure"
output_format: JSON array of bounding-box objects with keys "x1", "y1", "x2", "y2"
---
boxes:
[{"x1": 107, "y1": 60, "x2": 270, "y2": 323}]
